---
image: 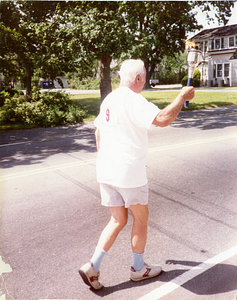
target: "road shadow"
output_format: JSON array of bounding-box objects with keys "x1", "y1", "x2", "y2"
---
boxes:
[
  {"x1": 164, "y1": 259, "x2": 237, "y2": 296},
  {"x1": 174, "y1": 105, "x2": 237, "y2": 130},
  {"x1": 0, "y1": 122, "x2": 97, "y2": 169},
  {"x1": 91, "y1": 260, "x2": 237, "y2": 297}
]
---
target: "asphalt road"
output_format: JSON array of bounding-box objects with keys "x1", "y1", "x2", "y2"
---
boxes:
[{"x1": 0, "y1": 106, "x2": 237, "y2": 300}]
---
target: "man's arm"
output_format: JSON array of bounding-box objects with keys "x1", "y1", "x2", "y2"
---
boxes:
[
  {"x1": 95, "y1": 128, "x2": 100, "y2": 151},
  {"x1": 152, "y1": 86, "x2": 195, "y2": 127}
]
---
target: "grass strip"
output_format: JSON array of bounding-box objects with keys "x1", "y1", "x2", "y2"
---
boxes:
[
  {"x1": 1, "y1": 90, "x2": 237, "y2": 131},
  {"x1": 71, "y1": 90, "x2": 237, "y2": 122}
]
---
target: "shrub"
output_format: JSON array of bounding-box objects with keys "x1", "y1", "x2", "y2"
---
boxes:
[
  {"x1": 181, "y1": 68, "x2": 200, "y2": 87},
  {"x1": 0, "y1": 91, "x2": 11, "y2": 107},
  {"x1": 0, "y1": 91, "x2": 87, "y2": 127},
  {"x1": 0, "y1": 87, "x2": 25, "y2": 107},
  {"x1": 68, "y1": 77, "x2": 100, "y2": 90}
]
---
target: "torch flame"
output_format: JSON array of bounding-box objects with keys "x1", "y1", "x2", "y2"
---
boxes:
[{"x1": 186, "y1": 40, "x2": 196, "y2": 49}]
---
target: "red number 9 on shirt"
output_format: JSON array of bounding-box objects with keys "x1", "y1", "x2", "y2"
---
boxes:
[{"x1": 106, "y1": 108, "x2": 110, "y2": 122}]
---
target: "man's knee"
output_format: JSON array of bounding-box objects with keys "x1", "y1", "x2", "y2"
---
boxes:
[
  {"x1": 110, "y1": 207, "x2": 128, "y2": 229},
  {"x1": 130, "y1": 204, "x2": 149, "y2": 225}
]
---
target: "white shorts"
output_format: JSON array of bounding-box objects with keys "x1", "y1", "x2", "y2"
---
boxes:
[{"x1": 99, "y1": 183, "x2": 149, "y2": 208}]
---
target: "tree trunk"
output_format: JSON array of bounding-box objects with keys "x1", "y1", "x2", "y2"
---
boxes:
[
  {"x1": 144, "y1": 60, "x2": 155, "y2": 89},
  {"x1": 98, "y1": 55, "x2": 112, "y2": 102},
  {"x1": 25, "y1": 65, "x2": 32, "y2": 96}
]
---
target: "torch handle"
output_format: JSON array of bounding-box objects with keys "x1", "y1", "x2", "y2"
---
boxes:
[{"x1": 184, "y1": 77, "x2": 193, "y2": 108}]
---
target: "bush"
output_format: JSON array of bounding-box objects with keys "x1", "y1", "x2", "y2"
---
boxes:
[
  {"x1": 0, "y1": 91, "x2": 87, "y2": 127},
  {"x1": 181, "y1": 68, "x2": 200, "y2": 87},
  {"x1": 68, "y1": 77, "x2": 100, "y2": 90},
  {"x1": 0, "y1": 86, "x2": 25, "y2": 107},
  {"x1": 0, "y1": 91, "x2": 11, "y2": 107}
]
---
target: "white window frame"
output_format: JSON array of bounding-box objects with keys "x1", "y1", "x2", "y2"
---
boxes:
[
  {"x1": 214, "y1": 63, "x2": 230, "y2": 78},
  {"x1": 224, "y1": 63, "x2": 229, "y2": 77},
  {"x1": 217, "y1": 64, "x2": 222, "y2": 77},
  {"x1": 229, "y1": 36, "x2": 235, "y2": 48},
  {"x1": 215, "y1": 38, "x2": 221, "y2": 49}
]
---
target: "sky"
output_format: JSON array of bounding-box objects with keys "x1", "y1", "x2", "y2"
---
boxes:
[{"x1": 187, "y1": 2, "x2": 237, "y2": 39}]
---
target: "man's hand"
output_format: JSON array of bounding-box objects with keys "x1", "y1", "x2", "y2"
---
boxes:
[{"x1": 180, "y1": 86, "x2": 195, "y2": 103}]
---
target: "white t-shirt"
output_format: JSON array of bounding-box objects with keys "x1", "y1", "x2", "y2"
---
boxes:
[{"x1": 94, "y1": 86, "x2": 160, "y2": 188}]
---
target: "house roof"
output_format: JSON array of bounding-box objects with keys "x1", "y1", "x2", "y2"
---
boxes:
[
  {"x1": 190, "y1": 24, "x2": 237, "y2": 41},
  {"x1": 230, "y1": 49, "x2": 237, "y2": 60}
]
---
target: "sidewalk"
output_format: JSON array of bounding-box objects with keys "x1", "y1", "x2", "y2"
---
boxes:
[{"x1": 1, "y1": 105, "x2": 237, "y2": 146}]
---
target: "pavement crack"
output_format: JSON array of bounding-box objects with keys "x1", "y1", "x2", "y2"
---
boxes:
[
  {"x1": 149, "y1": 188, "x2": 237, "y2": 232},
  {"x1": 42, "y1": 162, "x2": 100, "y2": 198}
]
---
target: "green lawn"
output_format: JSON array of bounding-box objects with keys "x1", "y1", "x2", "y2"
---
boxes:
[
  {"x1": 71, "y1": 90, "x2": 237, "y2": 122},
  {"x1": 1, "y1": 89, "x2": 237, "y2": 131}
]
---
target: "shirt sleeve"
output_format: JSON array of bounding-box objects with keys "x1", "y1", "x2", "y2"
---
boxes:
[{"x1": 130, "y1": 95, "x2": 160, "y2": 130}]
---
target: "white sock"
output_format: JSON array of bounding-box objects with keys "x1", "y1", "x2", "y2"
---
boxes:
[
  {"x1": 132, "y1": 251, "x2": 144, "y2": 271},
  {"x1": 90, "y1": 247, "x2": 106, "y2": 271}
]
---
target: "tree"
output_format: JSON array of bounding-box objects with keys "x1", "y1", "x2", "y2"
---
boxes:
[
  {"x1": 1, "y1": 1, "x2": 58, "y2": 95},
  {"x1": 1, "y1": 0, "x2": 235, "y2": 101},
  {"x1": 123, "y1": 1, "x2": 235, "y2": 88},
  {"x1": 67, "y1": 1, "x2": 129, "y2": 101},
  {"x1": 192, "y1": 1, "x2": 235, "y2": 25},
  {"x1": 158, "y1": 52, "x2": 187, "y2": 84},
  {"x1": 122, "y1": 2, "x2": 196, "y2": 88},
  {"x1": 0, "y1": 1, "x2": 87, "y2": 96},
  {"x1": 70, "y1": 1, "x2": 235, "y2": 98}
]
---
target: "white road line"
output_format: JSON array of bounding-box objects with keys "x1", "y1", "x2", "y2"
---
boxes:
[
  {"x1": 0, "y1": 141, "x2": 31, "y2": 147},
  {"x1": 137, "y1": 244, "x2": 237, "y2": 300},
  {"x1": 1, "y1": 134, "x2": 236, "y2": 182},
  {"x1": 0, "y1": 158, "x2": 96, "y2": 182},
  {"x1": 0, "y1": 256, "x2": 12, "y2": 275},
  {"x1": 148, "y1": 134, "x2": 237, "y2": 153}
]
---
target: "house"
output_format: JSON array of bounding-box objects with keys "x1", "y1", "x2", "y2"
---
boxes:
[{"x1": 190, "y1": 24, "x2": 237, "y2": 87}]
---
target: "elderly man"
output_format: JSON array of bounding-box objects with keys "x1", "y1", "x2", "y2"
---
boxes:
[{"x1": 79, "y1": 59, "x2": 195, "y2": 290}]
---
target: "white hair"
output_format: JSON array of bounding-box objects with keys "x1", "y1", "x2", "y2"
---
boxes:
[{"x1": 119, "y1": 59, "x2": 145, "y2": 85}]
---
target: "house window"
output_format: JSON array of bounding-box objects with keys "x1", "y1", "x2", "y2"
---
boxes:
[
  {"x1": 221, "y1": 38, "x2": 224, "y2": 49},
  {"x1": 211, "y1": 39, "x2": 214, "y2": 50},
  {"x1": 204, "y1": 41, "x2": 207, "y2": 52},
  {"x1": 215, "y1": 39, "x2": 220, "y2": 49},
  {"x1": 199, "y1": 41, "x2": 203, "y2": 52},
  {"x1": 236, "y1": 36, "x2": 237, "y2": 47},
  {"x1": 229, "y1": 37, "x2": 234, "y2": 47},
  {"x1": 213, "y1": 64, "x2": 216, "y2": 78},
  {"x1": 224, "y1": 64, "x2": 229, "y2": 77},
  {"x1": 217, "y1": 64, "x2": 222, "y2": 77}
]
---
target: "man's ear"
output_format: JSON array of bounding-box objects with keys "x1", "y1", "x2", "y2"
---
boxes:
[{"x1": 136, "y1": 74, "x2": 141, "y2": 83}]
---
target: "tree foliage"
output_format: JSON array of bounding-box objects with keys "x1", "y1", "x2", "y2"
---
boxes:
[
  {"x1": 192, "y1": 1, "x2": 235, "y2": 25},
  {"x1": 120, "y1": 1, "x2": 202, "y2": 88},
  {"x1": 0, "y1": 0, "x2": 235, "y2": 101},
  {"x1": 158, "y1": 52, "x2": 187, "y2": 84},
  {"x1": 67, "y1": 1, "x2": 129, "y2": 100},
  {"x1": 0, "y1": 1, "x2": 92, "y2": 95}
]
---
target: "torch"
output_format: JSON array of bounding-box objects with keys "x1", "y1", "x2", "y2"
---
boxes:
[{"x1": 184, "y1": 41, "x2": 200, "y2": 108}]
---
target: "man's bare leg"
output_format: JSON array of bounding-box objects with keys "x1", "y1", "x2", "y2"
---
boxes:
[
  {"x1": 130, "y1": 204, "x2": 149, "y2": 253},
  {"x1": 129, "y1": 204, "x2": 162, "y2": 281},
  {"x1": 97, "y1": 206, "x2": 128, "y2": 252}
]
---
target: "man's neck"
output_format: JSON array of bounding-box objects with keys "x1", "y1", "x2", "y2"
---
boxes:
[{"x1": 120, "y1": 83, "x2": 139, "y2": 94}]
